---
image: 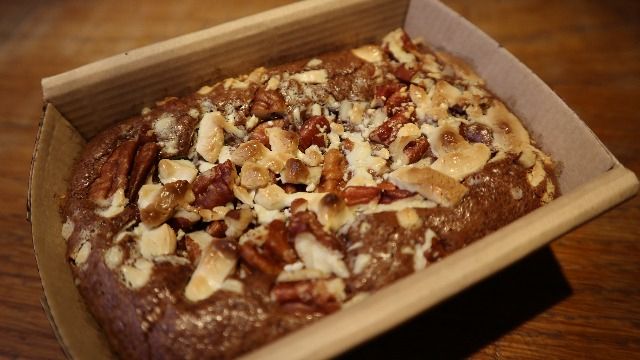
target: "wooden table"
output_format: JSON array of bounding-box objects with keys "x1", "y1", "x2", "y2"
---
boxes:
[{"x1": 1, "y1": 1, "x2": 638, "y2": 358}]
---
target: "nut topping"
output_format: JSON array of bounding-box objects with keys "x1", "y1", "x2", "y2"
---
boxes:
[
  {"x1": 127, "y1": 142, "x2": 159, "y2": 200},
  {"x1": 251, "y1": 87, "x2": 286, "y2": 119},
  {"x1": 138, "y1": 180, "x2": 193, "y2": 227},
  {"x1": 192, "y1": 160, "x2": 237, "y2": 209},
  {"x1": 184, "y1": 239, "x2": 238, "y2": 302},
  {"x1": 89, "y1": 139, "x2": 137, "y2": 202},
  {"x1": 298, "y1": 115, "x2": 330, "y2": 151}
]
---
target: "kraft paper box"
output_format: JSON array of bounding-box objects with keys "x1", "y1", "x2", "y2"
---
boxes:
[{"x1": 28, "y1": 0, "x2": 638, "y2": 358}]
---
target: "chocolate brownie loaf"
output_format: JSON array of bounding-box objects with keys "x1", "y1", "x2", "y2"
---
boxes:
[{"x1": 61, "y1": 28, "x2": 558, "y2": 359}]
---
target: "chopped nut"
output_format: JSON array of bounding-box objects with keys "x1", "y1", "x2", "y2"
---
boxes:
[
  {"x1": 343, "y1": 186, "x2": 381, "y2": 205},
  {"x1": 139, "y1": 180, "x2": 193, "y2": 227},
  {"x1": 121, "y1": 258, "x2": 153, "y2": 289},
  {"x1": 294, "y1": 232, "x2": 349, "y2": 278},
  {"x1": 224, "y1": 209, "x2": 253, "y2": 239},
  {"x1": 240, "y1": 161, "x2": 272, "y2": 189},
  {"x1": 291, "y1": 69, "x2": 328, "y2": 84},
  {"x1": 266, "y1": 128, "x2": 299, "y2": 155},
  {"x1": 192, "y1": 160, "x2": 237, "y2": 209},
  {"x1": 298, "y1": 116, "x2": 330, "y2": 151},
  {"x1": 251, "y1": 87, "x2": 286, "y2": 119}
]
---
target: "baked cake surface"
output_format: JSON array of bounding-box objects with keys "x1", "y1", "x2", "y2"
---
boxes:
[{"x1": 62, "y1": 28, "x2": 557, "y2": 359}]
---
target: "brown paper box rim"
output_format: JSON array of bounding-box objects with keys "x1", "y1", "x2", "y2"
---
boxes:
[{"x1": 30, "y1": 0, "x2": 639, "y2": 359}]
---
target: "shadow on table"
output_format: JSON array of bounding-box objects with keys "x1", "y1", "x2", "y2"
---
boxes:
[{"x1": 339, "y1": 246, "x2": 572, "y2": 359}]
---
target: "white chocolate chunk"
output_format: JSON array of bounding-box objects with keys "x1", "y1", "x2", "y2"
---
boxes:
[
  {"x1": 121, "y1": 259, "x2": 153, "y2": 289},
  {"x1": 104, "y1": 245, "x2": 123, "y2": 270},
  {"x1": 158, "y1": 159, "x2": 198, "y2": 184},
  {"x1": 351, "y1": 45, "x2": 383, "y2": 63},
  {"x1": 291, "y1": 69, "x2": 328, "y2": 84},
  {"x1": 184, "y1": 243, "x2": 237, "y2": 302},
  {"x1": 294, "y1": 233, "x2": 349, "y2": 278},
  {"x1": 388, "y1": 166, "x2": 468, "y2": 207},
  {"x1": 139, "y1": 224, "x2": 177, "y2": 259},
  {"x1": 196, "y1": 112, "x2": 225, "y2": 163}
]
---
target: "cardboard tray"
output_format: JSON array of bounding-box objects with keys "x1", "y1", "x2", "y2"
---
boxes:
[{"x1": 28, "y1": 0, "x2": 639, "y2": 358}]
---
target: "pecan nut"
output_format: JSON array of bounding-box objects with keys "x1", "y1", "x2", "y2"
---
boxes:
[
  {"x1": 89, "y1": 139, "x2": 138, "y2": 202},
  {"x1": 403, "y1": 136, "x2": 431, "y2": 164},
  {"x1": 393, "y1": 64, "x2": 418, "y2": 83},
  {"x1": 342, "y1": 186, "x2": 381, "y2": 205},
  {"x1": 298, "y1": 115, "x2": 330, "y2": 151},
  {"x1": 192, "y1": 160, "x2": 237, "y2": 209},
  {"x1": 248, "y1": 119, "x2": 286, "y2": 147},
  {"x1": 377, "y1": 180, "x2": 415, "y2": 204},
  {"x1": 205, "y1": 220, "x2": 227, "y2": 238},
  {"x1": 251, "y1": 88, "x2": 286, "y2": 119},
  {"x1": 288, "y1": 211, "x2": 342, "y2": 251},
  {"x1": 238, "y1": 243, "x2": 282, "y2": 276},
  {"x1": 369, "y1": 113, "x2": 410, "y2": 145},
  {"x1": 264, "y1": 219, "x2": 297, "y2": 264},
  {"x1": 317, "y1": 148, "x2": 346, "y2": 193},
  {"x1": 127, "y1": 141, "x2": 159, "y2": 200}
]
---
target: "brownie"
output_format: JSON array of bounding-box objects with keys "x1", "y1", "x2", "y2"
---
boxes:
[{"x1": 61, "y1": 28, "x2": 558, "y2": 359}]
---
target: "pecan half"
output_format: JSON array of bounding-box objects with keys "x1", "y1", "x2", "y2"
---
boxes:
[
  {"x1": 89, "y1": 139, "x2": 138, "y2": 202},
  {"x1": 248, "y1": 119, "x2": 286, "y2": 147},
  {"x1": 369, "y1": 113, "x2": 410, "y2": 145},
  {"x1": 317, "y1": 148, "x2": 346, "y2": 193},
  {"x1": 385, "y1": 88, "x2": 409, "y2": 114},
  {"x1": 251, "y1": 88, "x2": 286, "y2": 119},
  {"x1": 288, "y1": 211, "x2": 342, "y2": 251},
  {"x1": 127, "y1": 142, "x2": 159, "y2": 200},
  {"x1": 298, "y1": 115, "x2": 330, "y2": 151},
  {"x1": 342, "y1": 186, "x2": 381, "y2": 205},
  {"x1": 192, "y1": 160, "x2": 237, "y2": 209}
]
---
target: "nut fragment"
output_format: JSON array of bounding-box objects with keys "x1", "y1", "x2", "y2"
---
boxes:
[
  {"x1": 248, "y1": 119, "x2": 286, "y2": 147},
  {"x1": 280, "y1": 158, "x2": 321, "y2": 188},
  {"x1": 121, "y1": 259, "x2": 153, "y2": 289},
  {"x1": 251, "y1": 87, "x2": 286, "y2": 119},
  {"x1": 343, "y1": 186, "x2": 381, "y2": 205},
  {"x1": 240, "y1": 161, "x2": 272, "y2": 189},
  {"x1": 224, "y1": 209, "x2": 253, "y2": 239},
  {"x1": 298, "y1": 116, "x2": 330, "y2": 151},
  {"x1": 369, "y1": 113, "x2": 409, "y2": 145},
  {"x1": 192, "y1": 160, "x2": 237, "y2": 209}
]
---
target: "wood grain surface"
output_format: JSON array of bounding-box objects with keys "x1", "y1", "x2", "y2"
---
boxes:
[{"x1": 1, "y1": 0, "x2": 638, "y2": 359}]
